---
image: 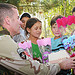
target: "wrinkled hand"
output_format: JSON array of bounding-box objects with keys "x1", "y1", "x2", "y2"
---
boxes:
[{"x1": 59, "y1": 57, "x2": 75, "y2": 70}]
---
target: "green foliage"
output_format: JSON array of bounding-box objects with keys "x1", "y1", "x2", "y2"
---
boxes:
[
  {"x1": 40, "y1": 0, "x2": 75, "y2": 37},
  {"x1": 40, "y1": 0, "x2": 62, "y2": 12},
  {"x1": 0, "y1": 0, "x2": 75, "y2": 37},
  {"x1": 0, "y1": 0, "x2": 20, "y2": 9}
]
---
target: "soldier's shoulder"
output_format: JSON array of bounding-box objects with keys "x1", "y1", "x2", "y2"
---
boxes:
[{"x1": 0, "y1": 35, "x2": 11, "y2": 40}]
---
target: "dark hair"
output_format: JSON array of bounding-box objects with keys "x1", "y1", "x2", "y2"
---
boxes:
[
  {"x1": 50, "y1": 15, "x2": 63, "y2": 27},
  {"x1": 20, "y1": 13, "x2": 31, "y2": 20},
  {"x1": 25, "y1": 18, "x2": 41, "y2": 35},
  {"x1": 72, "y1": 7, "x2": 75, "y2": 14},
  {"x1": 0, "y1": 3, "x2": 17, "y2": 25}
]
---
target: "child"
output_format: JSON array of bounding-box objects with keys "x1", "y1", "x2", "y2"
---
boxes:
[
  {"x1": 50, "y1": 15, "x2": 65, "y2": 52},
  {"x1": 72, "y1": 7, "x2": 75, "y2": 16},
  {"x1": 25, "y1": 18, "x2": 42, "y2": 62},
  {"x1": 50, "y1": 15, "x2": 71, "y2": 75},
  {"x1": 13, "y1": 13, "x2": 31, "y2": 43}
]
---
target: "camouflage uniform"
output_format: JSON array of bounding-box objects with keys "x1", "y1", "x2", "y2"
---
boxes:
[{"x1": 0, "y1": 35, "x2": 60, "y2": 75}]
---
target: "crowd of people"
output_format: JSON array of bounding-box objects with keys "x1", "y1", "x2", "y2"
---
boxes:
[{"x1": 0, "y1": 3, "x2": 75, "y2": 75}]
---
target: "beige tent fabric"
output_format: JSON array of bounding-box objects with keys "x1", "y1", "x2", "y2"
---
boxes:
[{"x1": 0, "y1": 35, "x2": 60, "y2": 75}]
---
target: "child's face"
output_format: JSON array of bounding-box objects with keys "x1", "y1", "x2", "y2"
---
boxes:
[
  {"x1": 21, "y1": 17, "x2": 30, "y2": 30},
  {"x1": 73, "y1": 12, "x2": 75, "y2": 16},
  {"x1": 51, "y1": 23, "x2": 60, "y2": 37},
  {"x1": 29, "y1": 21, "x2": 42, "y2": 38}
]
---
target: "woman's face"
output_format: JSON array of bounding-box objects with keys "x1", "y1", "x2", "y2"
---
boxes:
[{"x1": 28, "y1": 21, "x2": 42, "y2": 38}]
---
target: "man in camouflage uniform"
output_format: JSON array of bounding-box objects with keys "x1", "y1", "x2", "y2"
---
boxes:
[{"x1": 0, "y1": 3, "x2": 75, "y2": 75}]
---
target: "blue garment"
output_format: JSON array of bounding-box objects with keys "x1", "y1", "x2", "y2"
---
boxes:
[
  {"x1": 51, "y1": 37, "x2": 65, "y2": 52},
  {"x1": 51, "y1": 37, "x2": 71, "y2": 75}
]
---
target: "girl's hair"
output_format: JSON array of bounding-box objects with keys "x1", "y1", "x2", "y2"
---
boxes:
[
  {"x1": 25, "y1": 18, "x2": 41, "y2": 35},
  {"x1": 72, "y1": 7, "x2": 75, "y2": 14},
  {"x1": 20, "y1": 13, "x2": 31, "y2": 20},
  {"x1": 50, "y1": 15, "x2": 63, "y2": 27}
]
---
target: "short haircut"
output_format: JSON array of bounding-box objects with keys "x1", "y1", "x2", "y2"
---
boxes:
[
  {"x1": 20, "y1": 13, "x2": 31, "y2": 20},
  {"x1": 72, "y1": 7, "x2": 75, "y2": 14},
  {"x1": 0, "y1": 3, "x2": 17, "y2": 25},
  {"x1": 50, "y1": 15, "x2": 63, "y2": 27},
  {"x1": 25, "y1": 18, "x2": 41, "y2": 35}
]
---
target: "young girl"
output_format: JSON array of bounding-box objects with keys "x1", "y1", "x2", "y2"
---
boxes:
[{"x1": 25, "y1": 18, "x2": 42, "y2": 62}]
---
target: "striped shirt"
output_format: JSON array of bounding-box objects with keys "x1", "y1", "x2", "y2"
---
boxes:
[{"x1": 51, "y1": 37, "x2": 65, "y2": 52}]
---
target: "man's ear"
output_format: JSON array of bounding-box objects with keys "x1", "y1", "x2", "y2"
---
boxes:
[
  {"x1": 26, "y1": 28, "x2": 30, "y2": 33},
  {"x1": 4, "y1": 16, "x2": 10, "y2": 25}
]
